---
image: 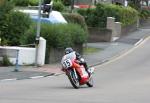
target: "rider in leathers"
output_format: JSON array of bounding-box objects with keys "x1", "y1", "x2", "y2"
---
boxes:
[{"x1": 62, "y1": 47, "x2": 90, "y2": 76}]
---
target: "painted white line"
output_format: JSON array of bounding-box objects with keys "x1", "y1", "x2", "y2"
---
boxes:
[
  {"x1": 134, "y1": 38, "x2": 144, "y2": 46},
  {"x1": 0, "y1": 78, "x2": 17, "y2": 82},
  {"x1": 29, "y1": 76, "x2": 44, "y2": 79},
  {"x1": 54, "y1": 73, "x2": 64, "y2": 76}
]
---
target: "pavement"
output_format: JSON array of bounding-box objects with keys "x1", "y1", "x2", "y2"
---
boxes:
[{"x1": 0, "y1": 25, "x2": 150, "y2": 82}]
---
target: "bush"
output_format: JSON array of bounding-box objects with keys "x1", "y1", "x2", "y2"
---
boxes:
[
  {"x1": 1, "y1": 55, "x2": 12, "y2": 66},
  {"x1": 12, "y1": 0, "x2": 29, "y2": 6},
  {"x1": 0, "y1": 11, "x2": 32, "y2": 46},
  {"x1": 24, "y1": 23, "x2": 88, "y2": 48},
  {"x1": 63, "y1": 13, "x2": 88, "y2": 31},
  {"x1": 62, "y1": 0, "x2": 71, "y2": 6},
  {"x1": 53, "y1": 1, "x2": 65, "y2": 12},
  {"x1": 78, "y1": 3, "x2": 138, "y2": 28},
  {"x1": 140, "y1": 9, "x2": 150, "y2": 20},
  {"x1": 11, "y1": 0, "x2": 38, "y2": 6},
  {"x1": 29, "y1": 0, "x2": 38, "y2": 6}
]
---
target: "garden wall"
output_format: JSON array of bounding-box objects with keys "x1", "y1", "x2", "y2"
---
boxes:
[
  {"x1": 140, "y1": 18, "x2": 150, "y2": 28},
  {"x1": 0, "y1": 37, "x2": 46, "y2": 66},
  {"x1": 47, "y1": 45, "x2": 83, "y2": 63},
  {"x1": 88, "y1": 27, "x2": 112, "y2": 42},
  {"x1": 121, "y1": 22, "x2": 137, "y2": 36}
]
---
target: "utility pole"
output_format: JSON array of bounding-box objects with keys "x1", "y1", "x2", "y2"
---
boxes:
[{"x1": 35, "y1": 0, "x2": 42, "y2": 66}]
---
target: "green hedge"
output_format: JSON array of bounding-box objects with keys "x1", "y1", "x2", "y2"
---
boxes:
[
  {"x1": 140, "y1": 9, "x2": 150, "y2": 20},
  {"x1": 77, "y1": 3, "x2": 138, "y2": 28},
  {"x1": 12, "y1": 0, "x2": 29, "y2": 6},
  {"x1": 12, "y1": 0, "x2": 65, "y2": 8},
  {"x1": 3, "y1": 11, "x2": 31, "y2": 46},
  {"x1": 0, "y1": 1, "x2": 32, "y2": 46},
  {"x1": 63, "y1": 13, "x2": 88, "y2": 31},
  {"x1": 12, "y1": 0, "x2": 38, "y2": 6},
  {"x1": 53, "y1": 0, "x2": 65, "y2": 12},
  {"x1": 29, "y1": 0, "x2": 38, "y2": 6},
  {"x1": 24, "y1": 23, "x2": 88, "y2": 48}
]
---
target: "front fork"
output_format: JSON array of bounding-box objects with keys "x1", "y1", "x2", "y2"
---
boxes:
[{"x1": 66, "y1": 68, "x2": 79, "y2": 81}]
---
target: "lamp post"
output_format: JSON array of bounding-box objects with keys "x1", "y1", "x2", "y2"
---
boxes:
[{"x1": 35, "y1": 0, "x2": 42, "y2": 66}]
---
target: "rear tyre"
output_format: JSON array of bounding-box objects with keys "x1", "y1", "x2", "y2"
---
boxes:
[{"x1": 86, "y1": 76, "x2": 94, "y2": 87}]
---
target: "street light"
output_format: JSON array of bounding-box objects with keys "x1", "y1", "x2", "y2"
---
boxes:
[{"x1": 35, "y1": 0, "x2": 42, "y2": 66}]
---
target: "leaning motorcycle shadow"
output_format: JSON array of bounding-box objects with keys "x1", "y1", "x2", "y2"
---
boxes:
[{"x1": 50, "y1": 85, "x2": 94, "y2": 90}]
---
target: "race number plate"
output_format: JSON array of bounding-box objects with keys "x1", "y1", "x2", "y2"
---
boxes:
[{"x1": 63, "y1": 59, "x2": 72, "y2": 68}]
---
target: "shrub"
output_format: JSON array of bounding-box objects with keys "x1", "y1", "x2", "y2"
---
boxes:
[
  {"x1": 78, "y1": 3, "x2": 138, "y2": 28},
  {"x1": 12, "y1": 0, "x2": 29, "y2": 6},
  {"x1": 11, "y1": 0, "x2": 38, "y2": 6},
  {"x1": 140, "y1": 9, "x2": 150, "y2": 20},
  {"x1": 63, "y1": 13, "x2": 88, "y2": 31},
  {"x1": 1, "y1": 55, "x2": 12, "y2": 66},
  {"x1": 24, "y1": 23, "x2": 88, "y2": 48},
  {"x1": 62, "y1": 0, "x2": 71, "y2": 6},
  {"x1": 53, "y1": 0, "x2": 65, "y2": 12},
  {"x1": 1, "y1": 11, "x2": 32, "y2": 46},
  {"x1": 29, "y1": 0, "x2": 38, "y2": 6}
]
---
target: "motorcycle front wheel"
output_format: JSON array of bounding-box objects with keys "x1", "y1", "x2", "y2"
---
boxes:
[
  {"x1": 68, "y1": 70, "x2": 80, "y2": 89},
  {"x1": 86, "y1": 76, "x2": 94, "y2": 87}
]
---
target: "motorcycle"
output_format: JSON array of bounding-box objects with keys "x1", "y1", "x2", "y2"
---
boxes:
[{"x1": 61, "y1": 52, "x2": 95, "y2": 89}]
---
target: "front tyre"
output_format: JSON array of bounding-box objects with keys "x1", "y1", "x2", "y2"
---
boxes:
[
  {"x1": 68, "y1": 70, "x2": 80, "y2": 89},
  {"x1": 86, "y1": 76, "x2": 94, "y2": 87}
]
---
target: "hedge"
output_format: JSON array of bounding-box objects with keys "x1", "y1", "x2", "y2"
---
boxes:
[
  {"x1": 12, "y1": 0, "x2": 65, "y2": 9},
  {"x1": 12, "y1": 0, "x2": 38, "y2": 6},
  {"x1": 140, "y1": 9, "x2": 150, "y2": 20},
  {"x1": 3, "y1": 11, "x2": 32, "y2": 46},
  {"x1": 53, "y1": 0, "x2": 65, "y2": 12},
  {"x1": 77, "y1": 3, "x2": 139, "y2": 28},
  {"x1": 63, "y1": 13, "x2": 88, "y2": 31},
  {"x1": 0, "y1": 1, "x2": 32, "y2": 46},
  {"x1": 24, "y1": 23, "x2": 88, "y2": 48}
]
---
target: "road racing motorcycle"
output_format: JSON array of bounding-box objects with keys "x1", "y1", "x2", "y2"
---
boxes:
[{"x1": 61, "y1": 52, "x2": 94, "y2": 89}]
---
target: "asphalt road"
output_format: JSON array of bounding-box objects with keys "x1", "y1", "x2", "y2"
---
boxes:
[{"x1": 0, "y1": 38, "x2": 150, "y2": 103}]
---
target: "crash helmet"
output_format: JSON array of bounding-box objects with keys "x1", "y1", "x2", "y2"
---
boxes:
[{"x1": 65, "y1": 47, "x2": 74, "y2": 54}]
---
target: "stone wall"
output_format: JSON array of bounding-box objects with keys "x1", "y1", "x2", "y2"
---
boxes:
[
  {"x1": 47, "y1": 44, "x2": 83, "y2": 64},
  {"x1": 88, "y1": 27, "x2": 112, "y2": 42},
  {"x1": 88, "y1": 17, "x2": 137, "y2": 42},
  {"x1": 140, "y1": 18, "x2": 150, "y2": 28},
  {"x1": 121, "y1": 22, "x2": 137, "y2": 36}
]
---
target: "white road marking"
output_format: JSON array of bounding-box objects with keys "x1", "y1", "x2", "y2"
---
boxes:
[{"x1": 0, "y1": 78, "x2": 17, "y2": 82}]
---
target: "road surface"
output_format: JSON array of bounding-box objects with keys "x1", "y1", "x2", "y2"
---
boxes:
[{"x1": 0, "y1": 38, "x2": 150, "y2": 103}]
